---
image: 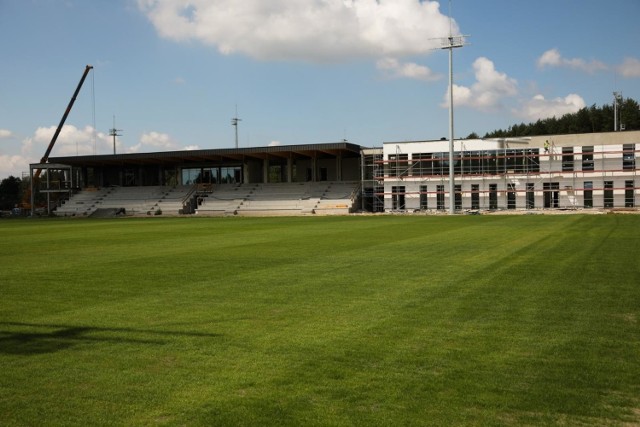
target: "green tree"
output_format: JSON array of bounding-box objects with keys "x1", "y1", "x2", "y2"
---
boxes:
[{"x1": 0, "y1": 176, "x2": 22, "y2": 210}]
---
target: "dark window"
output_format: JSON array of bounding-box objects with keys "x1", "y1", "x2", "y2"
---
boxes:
[
  {"x1": 391, "y1": 185, "x2": 406, "y2": 211},
  {"x1": 604, "y1": 181, "x2": 614, "y2": 208},
  {"x1": 391, "y1": 186, "x2": 406, "y2": 210},
  {"x1": 584, "y1": 181, "x2": 593, "y2": 208},
  {"x1": 388, "y1": 154, "x2": 408, "y2": 177},
  {"x1": 419, "y1": 185, "x2": 428, "y2": 210},
  {"x1": 526, "y1": 183, "x2": 535, "y2": 209},
  {"x1": 507, "y1": 183, "x2": 516, "y2": 209},
  {"x1": 471, "y1": 184, "x2": 480, "y2": 209},
  {"x1": 455, "y1": 185, "x2": 462, "y2": 210},
  {"x1": 489, "y1": 184, "x2": 498, "y2": 209},
  {"x1": 562, "y1": 147, "x2": 574, "y2": 171},
  {"x1": 625, "y1": 180, "x2": 635, "y2": 207},
  {"x1": 582, "y1": 146, "x2": 594, "y2": 171},
  {"x1": 623, "y1": 144, "x2": 635, "y2": 170},
  {"x1": 525, "y1": 149, "x2": 540, "y2": 173},
  {"x1": 543, "y1": 182, "x2": 560, "y2": 208},
  {"x1": 413, "y1": 153, "x2": 432, "y2": 177},
  {"x1": 436, "y1": 185, "x2": 445, "y2": 210}
]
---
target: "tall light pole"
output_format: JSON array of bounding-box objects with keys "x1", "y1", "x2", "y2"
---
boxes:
[
  {"x1": 439, "y1": 34, "x2": 466, "y2": 214},
  {"x1": 109, "y1": 115, "x2": 122, "y2": 155},
  {"x1": 231, "y1": 106, "x2": 241, "y2": 149},
  {"x1": 613, "y1": 92, "x2": 621, "y2": 131}
]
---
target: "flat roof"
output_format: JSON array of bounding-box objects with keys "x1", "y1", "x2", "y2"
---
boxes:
[{"x1": 48, "y1": 142, "x2": 363, "y2": 167}]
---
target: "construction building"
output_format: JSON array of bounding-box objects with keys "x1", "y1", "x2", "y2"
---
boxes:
[
  {"x1": 29, "y1": 130, "x2": 640, "y2": 216},
  {"x1": 372, "y1": 130, "x2": 640, "y2": 212}
]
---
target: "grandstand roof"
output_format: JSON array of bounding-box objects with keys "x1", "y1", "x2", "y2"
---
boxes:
[{"x1": 49, "y1": 142, "x2": 363, "y2": 167}]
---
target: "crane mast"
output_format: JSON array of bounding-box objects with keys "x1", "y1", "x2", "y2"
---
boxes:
[{"x1": 34, "y1": 64, "x2": 93, "y2": 179}]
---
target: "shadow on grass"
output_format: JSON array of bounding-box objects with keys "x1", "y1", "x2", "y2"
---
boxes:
[{"x1": 0, "y1": 322, "x2": 222, "y2": 355}]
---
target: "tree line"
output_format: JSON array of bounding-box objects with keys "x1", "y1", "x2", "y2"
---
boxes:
[{"x1": 477, "y1": 97, "x2": 640, "y2": 139}]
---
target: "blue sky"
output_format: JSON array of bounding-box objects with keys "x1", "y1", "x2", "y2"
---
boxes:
[{"x1": 1, "y1": 0, "x2": 639, "y2": 177}]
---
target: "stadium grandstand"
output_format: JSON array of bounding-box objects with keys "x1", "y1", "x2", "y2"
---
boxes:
[
  {"x1": 28, "y1": 130, "x2": 640, "y2": 216},
  {"x1": 37, "y1": 142, "x2": 362, "y2": 217}
]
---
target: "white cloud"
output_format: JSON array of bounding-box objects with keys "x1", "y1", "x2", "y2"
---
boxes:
[
  {"x1": 137, "y1": 0, "x2": 456, "y2": 62},
  {"x1": 618, "y1": 57, "x2": 640, "y2": 78},
  {"x1": 0, "y1": 129, "x2": 14, "y2": 139},
  {"x1": 269, "y1": 140, "x2": 281, "y2": 147},
  {"x1": 537, "y1": 48, "x2": 608, "y2": 74},
  {"x1": 515, "y1": 94, "x2": 586, "y2": 121},
  {"x1": 0, "y1": 155, "x2": 27, "y2": 179},
  {"x1": 129, "y1": 131, "x2": 185, "y2": 152},
  {"x1": 443, "y1": 57, "x2": 517, "y2": 111},
  {"x1": 376, "y1": 57, "x2": 441, "y2": 81},
  {"x1": 23, "y1": 125, "x2": 111, "y2": 158}
]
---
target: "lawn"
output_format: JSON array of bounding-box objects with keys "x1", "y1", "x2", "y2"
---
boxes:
[{"x1": 0, "y1": 214, "x2": 639, "y2": 426}]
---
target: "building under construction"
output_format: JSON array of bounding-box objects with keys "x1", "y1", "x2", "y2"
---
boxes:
[
  {"x1": 372, "y1": 130, "x2": 640, "y2": 212},
  {"x1": 29, "y1": 130, "x2": 640, "y2": 216}
]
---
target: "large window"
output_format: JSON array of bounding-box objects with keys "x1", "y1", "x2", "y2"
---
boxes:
[
  {"x1": 391, "y1": 186, "x2": 406, "y2": 210},
  {"x1": 388, "y1": 154, "x2": 408, "y2": 177},
  {"x1": 507, "y1": 183, "x2": 516, "y2": 209},
  {"x1": 471, "y1": 184, "x2": 480, "y2": 209},
  {"x1": 625, "y1": 180, "x2": 635, "y2": 207},
  {"x1": 182, "y1": 166, "x2": 241, "y2": 185},
  {"x1": 582, "y1": 146, "x2": 594, "y2": 171},
  {"x1": 562, "y1": 147, "x2": 574, "y2": 171},
  {"x1": 489, "y1": 184, "x2": 498, "y2": 209},
  {"x1": 436, "y1": 185, "x2": 445, "y2": 210},
  {"x1": 419, "y1": 185, "x2": 428, "y2": 210},
  {"x1": 604, "y1": 181, "x2": 614, "y2": 208},
  {"x1": 584, "y1": 181, "x2": 593, "y2": 208},
  {"x1": 543, "y1": 182, "x2": 559, "y2": 208},
  {"x1": 526, "y1": 183, "x2": 535, "y2": 209},
  {"x1": 623, "y1": 144, "x2": 636, "y2": 170},
  {"x1": 412, "y1": 153, "x2": 433, "y2": 177},
  {"x1": 455, "y1": 185, "x2": 462, "y2": 210}
]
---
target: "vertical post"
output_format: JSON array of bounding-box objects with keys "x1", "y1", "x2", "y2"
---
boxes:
[
  {"x1": 614, "y1": 92, "x2": 618, "y2": 131},
  {"x1": 231, "y1": 106, "x2": 241, "y2": 149},
  {"x1": 448, "y1": 41, "x2": 455, "y2": 214}
]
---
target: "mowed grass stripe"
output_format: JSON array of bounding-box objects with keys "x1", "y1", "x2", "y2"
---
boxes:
[{"x1": 0, "y1": 215, "x2": 639, "y2": 426}]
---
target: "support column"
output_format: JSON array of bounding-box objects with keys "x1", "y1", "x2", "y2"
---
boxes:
[{"x1": 263, "y1": 158, "x2": 269, "y2": 183}]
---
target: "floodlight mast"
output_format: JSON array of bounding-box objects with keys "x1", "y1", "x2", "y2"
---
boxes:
[
  {"x1": 613, "y1": 92, "x2": 621, "y2": 131},
  {"x1": 439, "y1": 34, "x2": 466, "y2": 214},
  {"x1": 109, "y1": 115, "x2": 122, "y2": 155},
  {"x1": 231, "y1": 106, "x2": 241, "y2": 149}
]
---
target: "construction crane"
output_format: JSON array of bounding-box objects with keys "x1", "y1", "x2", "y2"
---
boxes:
[
  {"x1": 23, "y1": 65, "x2": 93, "y2": 212},
  {"x1": 34, "y1": 64, "x2": 93, "y2": 179}
]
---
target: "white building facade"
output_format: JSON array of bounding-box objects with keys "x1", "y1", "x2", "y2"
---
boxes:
[{"x1": 379, "y1": 131, "x2": 639, "y2": 212}]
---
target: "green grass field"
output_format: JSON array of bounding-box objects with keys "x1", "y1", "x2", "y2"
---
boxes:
[{"x1": 1, "y1": 215, "x2": 639, "y2": 426}]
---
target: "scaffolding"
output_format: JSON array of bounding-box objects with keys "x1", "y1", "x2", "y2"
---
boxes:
[{"x1": 372, "y1": 142, "x2": 639, "y2": 212}]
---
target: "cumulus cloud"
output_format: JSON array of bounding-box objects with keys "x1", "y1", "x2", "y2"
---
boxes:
[
  {"x1": 515, "y1": 94, "x2": 586, "y2": 121},
  {"x1": 618, "y1": 57, "x2": 640, "y2": 78},
  {"x1": 269, "y1": 140, "x2": 282, "y2": 147},
  {"x1": 0, "y1": 155, "x2": 26, "y2": 178},
  {"x1": 443, "y1": 57, "x2": 517, "y2": 111},
  {"x1": 22, "y1": 125, "x2": 112, "y2": 158},
  {"x1": 376, "y1": 57, "x2": 441, "y2": 81},
  {"x1": 137, "y1": 0, "x2": 456, "y2": 62},
  {"x1": 0, "y1": 129, "x2": 14, "y2": 139},
  {"x1": 129, "y1": 131, "x2": 183, "y2": 152},
  {"x1": 537, "y1": 48, "x2": 608, "y2": 74}
]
